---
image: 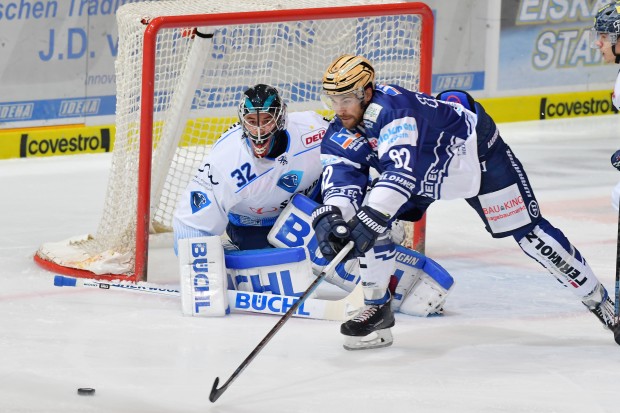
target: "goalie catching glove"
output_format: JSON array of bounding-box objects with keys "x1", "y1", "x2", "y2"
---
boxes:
[{"x1": 312, "y1": 204, "x2": 390, "y2": 260}]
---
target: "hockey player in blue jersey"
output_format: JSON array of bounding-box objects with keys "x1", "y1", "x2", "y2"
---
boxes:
[
  {"x1": 591, "y1": 3, "x2": 620, "y2": 208},
  {"x1": 311, "y1": 54, "x2": 620, "y2": 346}
]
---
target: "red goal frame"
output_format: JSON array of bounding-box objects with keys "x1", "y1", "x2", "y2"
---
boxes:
[{"x1": 35, "y1": 3, "x2": 433, "y2": 282}]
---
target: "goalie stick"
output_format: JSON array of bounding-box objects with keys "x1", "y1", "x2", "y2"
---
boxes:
[
  {"x1": 52, "y1": 275, "x2": 362, "y2": 321},
  {"x1": 209, "y1": 241, "x2": 354, "y2": 403}
]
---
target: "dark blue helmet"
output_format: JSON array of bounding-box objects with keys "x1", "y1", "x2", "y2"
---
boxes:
[
  {"x1": 238, "y1": 84, "x2": 287, "y2": 158},
  {"x1": 593, "y1": 2, "x2": 620, "y2": 39}
]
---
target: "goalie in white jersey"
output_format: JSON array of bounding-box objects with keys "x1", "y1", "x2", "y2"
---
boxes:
[{"x1": 173, "y1": 84, "x2": 327, "y2": 251}]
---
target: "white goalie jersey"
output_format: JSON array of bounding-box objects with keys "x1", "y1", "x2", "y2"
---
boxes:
[{"x1": 174, "y1": 111, "x2": 328, "y2": 235}]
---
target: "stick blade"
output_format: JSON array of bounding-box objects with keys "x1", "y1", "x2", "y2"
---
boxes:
[{"x1": 209, "y1": 377, "x2": 223, "y2": 403}]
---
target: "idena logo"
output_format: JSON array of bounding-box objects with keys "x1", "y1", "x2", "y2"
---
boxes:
[{"x1": 20, "y1": 128, "x2": 112, "y2": 158}]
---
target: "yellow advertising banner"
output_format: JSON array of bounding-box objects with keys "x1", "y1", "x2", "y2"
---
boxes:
[
  {"x1": 0, "y1": 90, "x2": 617, "y2": 160},
  {"x1": 0, "y1": 125, "x2": 115, "y2": 160}
]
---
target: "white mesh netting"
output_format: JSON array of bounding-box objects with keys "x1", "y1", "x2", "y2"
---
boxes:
[{"x1": 36, "y1": 0, "x2": 429, "y2": 279}]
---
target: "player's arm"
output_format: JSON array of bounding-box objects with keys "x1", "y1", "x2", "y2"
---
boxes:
[
  {"x1": 173, "y1": 156, "x2": 231, "y2": 254},
  {"x1": 319, "y1": 125, "x2": 370, "y2": 220}
]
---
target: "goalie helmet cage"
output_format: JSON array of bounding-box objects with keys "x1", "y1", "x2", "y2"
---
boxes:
[{"x1": 34, "y1": 0, "x2": 433, "y2": 282}]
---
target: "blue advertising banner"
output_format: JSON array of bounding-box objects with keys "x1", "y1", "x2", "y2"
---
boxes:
[{"x1": 498, "y1": 0, "x2": 614, "y2": 91}]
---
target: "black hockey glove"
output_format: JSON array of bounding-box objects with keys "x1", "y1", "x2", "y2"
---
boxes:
[
  {"x1": 611, "y1": 149, "x2": 620, "y2": 171},
  {"x1": 311, "y1": 205, "x2": 351, "y2": 261},
  {"x1": 346, "y1": 205, "x2": 390, "y2": 259}
]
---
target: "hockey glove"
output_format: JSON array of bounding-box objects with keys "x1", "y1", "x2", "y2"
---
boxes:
[
  {"x1": 611, "y1": 149, "x2": 620, "y2": 171},
  {"x1": 311, "y1": 205, "x2": 351, "y2": 261},
  {"x1": 346, "y1": 205, "x2": 391, "y2": 259}
]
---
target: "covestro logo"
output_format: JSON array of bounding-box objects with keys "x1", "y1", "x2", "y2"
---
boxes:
[
  {"x1": 540, "y1": 95, "x2": 618, "y2": 119},
  {"x1": 19, "y1": 128, "x2": 112, "y2": 158}
]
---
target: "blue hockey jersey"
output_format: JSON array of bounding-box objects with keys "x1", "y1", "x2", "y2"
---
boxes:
[{"x1": 320, "y1": 84, "x2": 481, "y2": 220}]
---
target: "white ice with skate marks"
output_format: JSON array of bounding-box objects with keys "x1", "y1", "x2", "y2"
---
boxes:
[{"x1": 2, "y1": 116, "x2": 620, "y2": 412}]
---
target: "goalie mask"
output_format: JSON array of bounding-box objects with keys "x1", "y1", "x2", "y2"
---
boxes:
[
  {"x1": 591, "y1": 1, "x2": 620, "y2": 63},
  {"x1": 238, "y1": 84, "x2": 287, "y2": 158},
  {"x1": 321, "y1": 54, "x2": 375, "y2": 110}
]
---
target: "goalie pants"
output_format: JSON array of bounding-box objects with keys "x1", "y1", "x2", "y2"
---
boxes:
[{"x1": 225, "y1": 222, "x2": 273, "y2": 250}]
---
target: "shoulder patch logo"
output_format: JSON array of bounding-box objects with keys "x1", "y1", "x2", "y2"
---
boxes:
[
  {"x1": 277, "y1": 170, "x2": 303, "y2": 193},
  {"x1": 364, "y1": 103, "x2": 383, "y2": 123},
  {"x1": 190, "y1": 191, "x2": 211, "y2": 213}
]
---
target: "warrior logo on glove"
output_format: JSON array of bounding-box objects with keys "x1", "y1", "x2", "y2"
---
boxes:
[{"x1": 312, "y1": 204, "x2": 390, "y2": 261}]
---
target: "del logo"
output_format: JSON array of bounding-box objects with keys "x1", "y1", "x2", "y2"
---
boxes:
[
  {"x1": 190, "y1": 191, "x2": 211, "y2": 213},
  {"x1": 277, "y1": 171, "x2": 303, "y2": 193},
  {"x1": 330, "y1": 129, "x2": 360, "y2": 149},
  {"x1": 302, "y1": 128, "x2": 326, "y2": 147}
]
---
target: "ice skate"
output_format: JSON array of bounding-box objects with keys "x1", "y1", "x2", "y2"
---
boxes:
[
  {"x1": 341, "y1": 296, "x2": 395, "y2": 350},
  {"x1": 582, "y1": 284, "x2": 620, "y2": 345}
]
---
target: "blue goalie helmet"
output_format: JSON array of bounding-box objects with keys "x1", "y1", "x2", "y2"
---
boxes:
[{"x1": 238, "y1": 84, "x2": 287, "y2": 158}]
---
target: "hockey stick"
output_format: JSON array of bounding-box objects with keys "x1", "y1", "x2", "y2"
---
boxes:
[
  {"x1": 209, "y1": 241, "x2": 354, "y2": 403},
  {"x1": 614, "y1": 203, "x2": 620, "y2": 318},
  {"x1": 53, "y1": 274, "x2": 362, "y2": 321},
  {"x1": 53, "y1": 275, "x2": 180, "y2": 296}
]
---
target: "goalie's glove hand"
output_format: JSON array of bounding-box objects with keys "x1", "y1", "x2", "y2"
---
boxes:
[
  {"x1": 346, "y1": 205, "x2": 391, "y2": 259},
  {"x1": 311, "y1": 205, "x2": 350, "y2": 261},
  {"x1": 612, "y1": 149, "x2": 620, "y2": 171}
]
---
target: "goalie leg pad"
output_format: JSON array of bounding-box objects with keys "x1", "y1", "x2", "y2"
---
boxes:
[
  {"x1": 178, "y1": 236, "x2": 229, "y2": 317},
  {"x1": 225, "y1": 247, "x2": 315, "y2": 297},
  {"x1": 391, "y1": 245, "x2": 455, "y2": 317}
]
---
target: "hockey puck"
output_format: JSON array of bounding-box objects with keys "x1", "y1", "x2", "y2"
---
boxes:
[{"x1": 77, "y1": 388, "x2": 96, "y2": 396}]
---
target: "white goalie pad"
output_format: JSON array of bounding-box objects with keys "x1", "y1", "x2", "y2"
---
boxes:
[
  {"x1": 269, "y1": 194, "x2": 455, "y2": 316},
  {"x1": 268, "y1": 194, "x2": 360, "y2": 292},
  {"x1": 225, "y1": 247, "x2": 316, "y2": 297},
  {"x1": 178, "y1": 236, "x2": 229, "y2": 317},
  {"x1": 391, "y1": 245, "x2": 455, "y2": 317}
]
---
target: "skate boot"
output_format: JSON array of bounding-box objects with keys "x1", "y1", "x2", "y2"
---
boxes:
[
  {"x1": 341, "y1": 292, "x2": 395, "y2": 351},
  {"x1": 582, "y1": 283, "x2": 620, "y2": 345}
]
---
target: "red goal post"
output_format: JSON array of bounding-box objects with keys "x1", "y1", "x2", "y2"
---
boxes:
[{"x1": 35, "y1": 0, "x2": 433, "y2": 282}]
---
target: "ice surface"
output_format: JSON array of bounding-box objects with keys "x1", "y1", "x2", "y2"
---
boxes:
[{"x1": 1, "y1": 115, "x2": 620, "y2": 412}]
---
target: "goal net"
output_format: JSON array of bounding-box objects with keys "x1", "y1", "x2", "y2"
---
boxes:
[{"x1": 35, "y1": 0, "x2": 433, "y2": 282}]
